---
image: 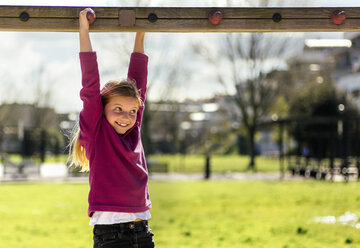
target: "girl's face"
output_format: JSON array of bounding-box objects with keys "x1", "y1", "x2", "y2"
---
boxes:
[{"x1": 104, "y1": 96, "x2": 139, "y2": 134}]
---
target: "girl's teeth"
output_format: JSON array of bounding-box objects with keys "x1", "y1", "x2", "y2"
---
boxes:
[{"x1": 116, "y1": 122, "x2": 128, "y2": 127}]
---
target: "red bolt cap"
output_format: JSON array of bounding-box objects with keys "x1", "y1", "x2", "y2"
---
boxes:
[
  {"x1": 332, "y1": 10, "x2": 346, "y2": 25},
  {"x1": 209, "y1": 10, "x2": 223, "y2": 25}
]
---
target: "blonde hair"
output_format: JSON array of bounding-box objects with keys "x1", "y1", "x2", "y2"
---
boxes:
[{"x1": 68, "y1": 79, "x2": 142, "y2": 172}]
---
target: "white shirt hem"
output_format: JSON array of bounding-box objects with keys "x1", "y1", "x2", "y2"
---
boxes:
[{"x1": 89, "y1": 210, "x2": 151, "y2": 225}]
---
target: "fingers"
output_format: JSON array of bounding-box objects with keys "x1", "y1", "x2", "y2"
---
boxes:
[
  {"x1": 79, "y1": 8, "x2": 94, "y2": 17},
  {"x1": 79, "y1": 8, "x2": 95, "y2": 30}
]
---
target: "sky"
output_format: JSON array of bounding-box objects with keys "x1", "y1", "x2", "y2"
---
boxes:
[{"x1": 0, "y1": 0, "x2": 359, "y2": 113}]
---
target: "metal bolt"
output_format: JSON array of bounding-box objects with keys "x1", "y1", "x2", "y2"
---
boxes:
[
  {"x1": 19, "y1": 11, "x2": 30, "y2": 22},
  {"x1": 272, "y1": 13, "x2": 282, "y2": 23},
  {"x1": 148, "y1": 13, "x2": 158, "y2": 23}
]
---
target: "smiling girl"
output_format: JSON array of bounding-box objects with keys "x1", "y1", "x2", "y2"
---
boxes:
[{"x1": 68, "y1": 8, "x2": 155, "y2": 248}]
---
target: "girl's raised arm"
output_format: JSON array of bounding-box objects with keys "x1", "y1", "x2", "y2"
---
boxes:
[
  {"x1": 133, "y1": 32, "x2": 145, "y2": 54},
  {"x1": 79, "y1": 8, "x2": 93, "y2": 52}
]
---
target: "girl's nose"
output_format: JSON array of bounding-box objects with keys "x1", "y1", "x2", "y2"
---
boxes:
[{"x1": 121, "y1": 112, "x2": 130, "y2": 120}]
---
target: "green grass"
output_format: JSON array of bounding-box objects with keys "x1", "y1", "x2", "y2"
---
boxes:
[
  {"x1": 0, "y1": 181, "x2": 359, "y2": 247},
  {"x1": 148, "y1": 154, "x2": 280, "y2": 173}
]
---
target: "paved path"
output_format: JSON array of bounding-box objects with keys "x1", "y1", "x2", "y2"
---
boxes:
[
  {"x1": 0, "y1": 172, "x2": 305, "y2": 183},
  {"x1": 149, "y1": 172, "x2": 295, "y2": 181}
]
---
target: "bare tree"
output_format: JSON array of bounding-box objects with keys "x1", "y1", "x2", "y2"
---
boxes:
[
  {"x1": 195, "y1": 1, "x2": 304, "y2": 170},
  {"x1": 227, "y1": 33, "x2": 303, "y2": 170}
]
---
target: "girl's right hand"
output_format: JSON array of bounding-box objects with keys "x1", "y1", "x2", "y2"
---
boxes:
[{"x1": 79, "y1": 8, "x2": 93, "y2": 31}]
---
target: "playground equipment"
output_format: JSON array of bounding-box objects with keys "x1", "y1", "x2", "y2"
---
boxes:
[{"x1": 1, "y1": 6, "x2": 360, "y2": 32}]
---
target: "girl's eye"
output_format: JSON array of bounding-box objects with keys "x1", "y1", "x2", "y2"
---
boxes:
[
  {"x1": 130, "y1": 110, "x2": 137, "y2": 114},
  {"x1": 115, "y1": 107, "x2": 122, "y2": 111}
]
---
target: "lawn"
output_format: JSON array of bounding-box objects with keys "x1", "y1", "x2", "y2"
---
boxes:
[
  {"x1": 0, "y1": 181, "x2": 359, "y2": 248},
  {"x1": 148, "y1": 154, "x2": 280, "y2": 173}
]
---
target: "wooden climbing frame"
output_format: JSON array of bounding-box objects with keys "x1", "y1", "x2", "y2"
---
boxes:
[{"x1": 0, "y1": 6, "x2": 360, "y2": 32}]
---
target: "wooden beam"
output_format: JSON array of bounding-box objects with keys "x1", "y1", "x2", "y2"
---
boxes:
[{"x1": 0, "y1": 6, "x2": 360, "y2": 32}]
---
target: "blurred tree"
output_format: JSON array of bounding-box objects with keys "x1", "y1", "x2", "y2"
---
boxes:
[
  {"x1": 0, "y1": 62, "x2": 63, "y2": 162},
  {"x1": 195, "y1": 33, "x2": 302, "y2": 170},
  {"x1": 191, "y1": 0, "x2": 306, "y2": 170},
  {"x1": 288, "y1": 82, "x2": 359, "y2": 159},
  {"x1": 288, "y1": 83, "x2": 358, "y2": 118}
]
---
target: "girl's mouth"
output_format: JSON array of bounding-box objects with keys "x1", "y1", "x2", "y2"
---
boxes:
[{"x1": 116, "y1": 121, "x2": 129, "y2": 127}]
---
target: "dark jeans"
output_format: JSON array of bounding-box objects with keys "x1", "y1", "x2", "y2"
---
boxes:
[{"x1": 93, "y1": 220, "x2": 155, "y2": 248}]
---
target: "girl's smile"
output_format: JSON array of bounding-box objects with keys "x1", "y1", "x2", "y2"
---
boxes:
[{"x1": 104, "y1": 96, "x2": 139, "y2": 134}]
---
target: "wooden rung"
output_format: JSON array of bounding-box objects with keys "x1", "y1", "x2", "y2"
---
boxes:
[{"x1": 0, "y1": 6, "x2": 359, "y2": 32}]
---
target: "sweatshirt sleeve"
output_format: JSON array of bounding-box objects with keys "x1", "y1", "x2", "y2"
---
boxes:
[
  {"x1": 78, "y1": 52, "x2": 103, "y2": 146},
  {"x1": 127, "y1": 52, "x2": 148, "y2": 102},
  {"x1": 126, "y1": 52, "x2": 148, "y2": 130}
]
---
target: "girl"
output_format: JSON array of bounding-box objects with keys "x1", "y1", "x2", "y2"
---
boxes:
[{"x1": 68, "y1": 8, "x2": 155, "y2": 248}]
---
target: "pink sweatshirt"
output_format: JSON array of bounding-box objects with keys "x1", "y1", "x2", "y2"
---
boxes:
[{"x1": 78, "y1": 52, "x2": 151, "y2": 217}]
